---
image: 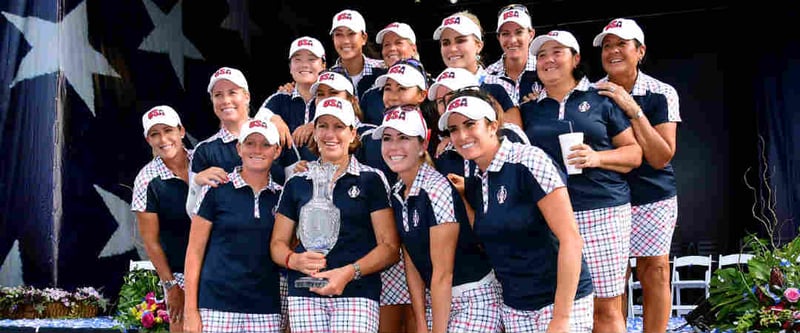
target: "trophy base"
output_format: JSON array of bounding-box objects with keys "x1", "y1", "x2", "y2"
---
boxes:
[{"x1": 295, "y1": 276, "x2": 329, "y2": 289}]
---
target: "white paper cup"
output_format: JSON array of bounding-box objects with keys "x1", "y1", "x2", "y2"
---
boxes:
[{"x1": 558, "y1": 132, "x2": 584, "y2": 175}]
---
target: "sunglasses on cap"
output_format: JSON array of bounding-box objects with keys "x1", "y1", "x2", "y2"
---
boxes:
[
  {"x1": 434, "y1": 85, "x2": 481, "y2": 109},
  {"x1": 498, "y1": 3, "x2": 530, "y2": 17}
]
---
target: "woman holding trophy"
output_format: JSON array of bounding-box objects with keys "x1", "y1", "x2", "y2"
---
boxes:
[
  {"x1": 270, "y1": 96, "x2": 400, "y2": 332},
  {"x1": 375, "y1": 105, "x2": 503, "y2": 333},
  {"x1": 183, "y1": 119, "x2": 285, "y2": 333}
]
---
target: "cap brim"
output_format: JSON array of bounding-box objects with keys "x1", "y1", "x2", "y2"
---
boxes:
[{"x1": 592, "y1": 32, "x2": 609, "y2": 47}]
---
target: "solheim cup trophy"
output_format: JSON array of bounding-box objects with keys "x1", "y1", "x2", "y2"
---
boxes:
[{"x1": 295, "y1": 161, "x2": 341, "y2": 289}]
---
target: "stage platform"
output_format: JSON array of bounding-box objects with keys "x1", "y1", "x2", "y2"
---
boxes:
[{"x1": 0, "y1": 315, "x2": 721, "y2": 332}]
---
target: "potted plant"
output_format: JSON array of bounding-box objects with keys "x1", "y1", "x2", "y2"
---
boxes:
[
  {"x1": 114, "y1": 269, "x2": 170, "y2": 332},
  {"x1": 41, "y1": 287, "x2": 74, "y2": 318},
  {"x1": 71, "y1": 286, "x2": 108, "y2": 318}
]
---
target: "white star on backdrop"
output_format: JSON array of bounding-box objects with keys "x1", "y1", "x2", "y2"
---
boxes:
[
  {"x1": 0, "y1": 240, "x2": 24, "y2": 287},
  {"x1": 139, "y1": 0, "x2": 203, "y2": 89},
  {"x1": 2, "y1": 1, "x2": 120, "y2": 117},
  {"x1": 220, "y1": 0, "x2": 261, "y2": 55},
  {"x1": 94, "y1": 184, "x2": 147, "y2": 260}
]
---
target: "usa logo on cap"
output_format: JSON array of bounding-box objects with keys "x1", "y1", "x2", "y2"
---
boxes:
[
  {"x1": 249, "y1": 119, "x2": 268, "y2": 128},
  {"x1": 604, "y1": 19, "x2": 624, "y2": 31},
  {"x1": 147, "y1": 108, "x2": 165, "y2": 119},
  {"x1": 322, "y1": 98, "x2": 343, "y2": 109},
  {"x1": 319, "y1": 73, "x2": 335, "y2": 82},
  {"x1": 213, "y1": 67, "x2": 231, "y2": 77},
  {"x1": 503, "y1": 10, "x2": 520, "y2": 20},
  {"x1": 443, "y1": 16, "x2": 461, "y2": 26},
  {"x1": 297, "y1": 38, "x2": 314, "y2": 47},
  {"x1": 337, "y1": 12, "x2": 352, "y2": 21},
  {"x1": 448, "y1": 97, "x2": 468, "y2": 111},
  {"x1": 437, "y1": 71, "x2": 455, "y2": 81},
  {"x1": 388, "y1": 65, "x2": 406, "y2": 75}
]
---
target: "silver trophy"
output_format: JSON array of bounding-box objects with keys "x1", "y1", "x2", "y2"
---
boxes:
[{"x1": 295, "y1": 161, "x2": 341, "y2": 289}]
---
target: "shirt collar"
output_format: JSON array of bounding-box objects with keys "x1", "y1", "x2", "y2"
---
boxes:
[
  {"x1": 153, "y1": 148, "x2": 193, "y2": 180},
  {"x1": 217, "y1": 126, "x2": 238, "y2": 143},
  {"x1": 536, "y1": 76, "x2": 592, "y2": 102},
  {"x1": 597, "y1": 70, "x2": 649, "y2": 96},
  {"x1": 486, "y1": 138, "x2": 514, "y2": 173},
  {"x1": 230, "y1": 166, "x2": 283, "y2": 192}
]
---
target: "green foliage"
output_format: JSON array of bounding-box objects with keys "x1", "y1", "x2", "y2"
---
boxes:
[
  {"x1": 709, "y1": 232, "x2": 800, "y2": 332},
  {"x1": 113, "y1": 269, "x2": 166, "y2": 332}
]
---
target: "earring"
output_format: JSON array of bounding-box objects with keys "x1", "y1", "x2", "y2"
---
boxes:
[
  {"x1": 475, "y1": 54, "x2": 481, "y2": 62},
  {"x1": 418, "y1": 151, "x2": 425, "y2": 157}
]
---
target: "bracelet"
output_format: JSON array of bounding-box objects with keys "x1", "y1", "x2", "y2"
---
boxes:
[{"x1": 285, "y1": 252, "x2": 294, "y2": 269}]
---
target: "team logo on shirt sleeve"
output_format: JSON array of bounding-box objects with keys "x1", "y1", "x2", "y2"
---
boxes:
[
  {"x1": 578, "y1": 101, "x2": 591, "y2": 112},
  {"x1": 348, "y1": 185, "x2": 360, "y2": 198},
  {"x1": 496, "y1": 185, "x2": 508, "y2": 205}
]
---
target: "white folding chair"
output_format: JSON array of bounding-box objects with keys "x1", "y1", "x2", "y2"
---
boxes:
[
  {"x1": 718, "y1": 253, "x2": 754, "y2": 270},
  {"x1": 627, "y1": 257, "x2": 644, "y2": 318},
  {"x1": 129, "y1": 260, "x2": 155, "y2": 271},
  {"x1": 671, "y1": 255, "x2": 713, "y2": 316}
]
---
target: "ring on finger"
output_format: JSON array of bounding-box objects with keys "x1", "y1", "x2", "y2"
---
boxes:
[{"x1": 609, "y1": 87, "x2": 615, "y2": 93}]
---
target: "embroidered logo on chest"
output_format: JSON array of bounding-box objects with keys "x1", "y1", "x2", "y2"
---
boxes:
[
  {"x1": 497, "y1": 185, "x2": 508, "y2": 205},
  {"x1": 413, "y1": 209, "x2": 420, "y2": 228},
  {"x1": 578, "y1": 101, "x2": 591, "y2": 112},
  {"x1": 348, "y1": 185, "x2": 360, "y2": 198}
]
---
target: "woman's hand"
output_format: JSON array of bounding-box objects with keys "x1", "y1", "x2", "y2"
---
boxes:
[
  {"x1": 167, "y1": 287, "x2": 184, "y2": 332},
  {"x1": 277, "y1": 82, "x2": 295, "y2": 94},
  {"x1": 194, "y1": 167, "x2": 228, "y2": 187},
  {"x1": 435, "y1": 137, "x2": 451, "y2": 158},
  {"x1": 292, "y1": 123, "x2": 315, "y2": 147},
  {"x1": 183, "y1": 308, "x2": 202, "y2": 333},
  {"x1": 446, "y1": 174, "x2": 465, "y2": 196},
  {"x1": 292, "y1": 160, "x2": 309, "y2": 174},
  {"x1": 268, "y1": 115, "x2": 292, "y2": 148},
  {"x1": 309, "y1": 265, "x2": 355, "y2": 297},
  {"x1": 567, "y1": 143, "x2": 599, "y2": 169},
  {"x1": 595, "y1": 81, "x2": 640, "y2": 119},
  {"x1": 289, "y1": 251, "x2": 327, "y2": 276},
  {"x1": 545, "y1": 316, "x2": 569, "y2": 333}
]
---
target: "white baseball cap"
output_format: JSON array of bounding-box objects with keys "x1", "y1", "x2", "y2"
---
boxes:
[
  {"x1": 238, "y1": 119, "x2": 280, "y2": 144},
  {"x1": 142, "y1": 105, "x2": 182, "y2": 137},
  {"x1": 313, "y1": 96, "x2": 356, "y2": 127},
  {"x1": 309, "y1": 70, "x2": 355, "y2": 96},
  {"x1": 530, "y1": 30, "x2": 580, "y2": 56},
  {"x1": 372, "y1": 105, "x2": 429, "y2": 140},
  {"x1": 288, "y1": 36, "x2": 325, "y2": 59},
  {"x1": 496, "y1": 5, "x2": 532, "y2": 32},
  {"x1": 330, "y1": 9, "x2": 366, "y2": 34},
  {"x1": 592, "y1": 18, "x2": 645, "y2": 47},
  {"x1": 376, "y1": 22, "x2": 417, "y2": 44},
  {"x1": 433, "y1": 14, "x2": 482, "y2": 41},
  {"x1": 438, "y1": 95, "x2": 496, "y2": 131},
  {"x1": 427, "y1": 67, "x2": 479, "y2": 101},
  {"x1": 207, "y1": 67, "x2": 249, "y2": 93},
  {"x1": 375, "y1": 63, "x2": 427, "y2": 90}
]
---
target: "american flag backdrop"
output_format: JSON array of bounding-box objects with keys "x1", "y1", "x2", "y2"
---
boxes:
[{"x1": 0, "y1": 0, "x2": 292, "y2": 299}]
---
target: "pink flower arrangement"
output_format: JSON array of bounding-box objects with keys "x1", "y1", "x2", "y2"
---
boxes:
[{"x1": 131, "y1": 292, "x2": 169, "y2": 331}]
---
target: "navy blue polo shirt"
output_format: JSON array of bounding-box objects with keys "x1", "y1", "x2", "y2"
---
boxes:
[
  {"x1": 131, "y1": 150, "x2": 193, "y2": 272},
  {"x1": 276, "y1": 156, "x2": 392, "y2": 301},
  {"x1": 359, "y1": 86, "x2": 385, "y2": 126},
  {"x1": 486, "y1": 54, "x2": 540, "y2": 105},
  {"x1": 194, "y1": 168, "x2": 283, "y2": 314},
  {"x1": 191, "y1": 127, "x2": 286, "y2": 185},
  {"x1": 597, "y1": 73, "x2": 681, "y2": 206},
  {"x1": 355, "y1": 126, "x2": 397, "y2": 185},
  {"x1": 260, "y1": 91, "x2": 318, "y2": 163},
  {"x1": 391, "y1": 163, "x2": 492, "y2": 288},
  {"x1": 434, "y1": 124, "x2": 530, "y2": 178},
  {"x1": 520, "y1": 77, "x2": 632, "y2": 211},
  {"x1": 261, "y1": 90, "x2": 315, "y2": 132},
  {"x1": 463, "y1": 139, "x2": 593, "y2": 311}
]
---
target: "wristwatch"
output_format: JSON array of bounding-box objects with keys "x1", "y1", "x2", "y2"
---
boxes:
[
  {"x1": 161, "y1": 279, "x2": 179, "y2": 290},
  {"x1": 351, "y1": 263, "x2": 362, "y2": 280},
  {"x1": 632, "y1": 110, "x2": 644, "y2": 119}
]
